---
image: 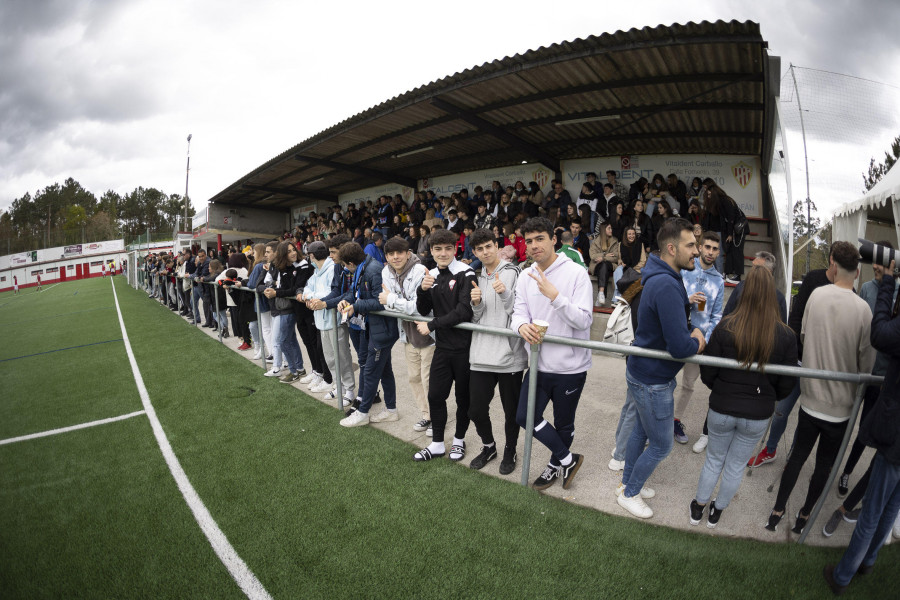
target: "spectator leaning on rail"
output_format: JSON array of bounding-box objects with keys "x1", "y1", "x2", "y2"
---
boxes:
[
  {"x1": 673, "y1": 231, "x2": 724, "y2": 448},
  {"x1": 319, "y1": 235, "x2": 358, "y2": 407},
  {"x1": 689, "y1": 266, "x2": 797, "y2": 529},
  {"x1": 617, "y1": 218, "x2": 705, "y2": 520},
  {"x1": 824, "y1": 257, "x2": 900, "y2": 595},
  {"x1": 766, "y1": 241, "x2": 876, "y2": 534},
  {"x1": 262, "y1": 241, "x2": 307, "y2": 382},
  {"x1": 248, "y1": 243, "x2": 275, "y2": 361},
  {"x1": 511, "y1": 217, "x2": 593, "y2": 491},
  {"x1": 378, "y1": 236, "x2": 435, "y2": 436},
  {"x1": 467, "y1": 227, "x2": 527, "y2": 474},
  {"x1": 338, "y1": 242, "x2": 400, "y2": 427},
  {"x1": 413, "y1": 228, "x2": 476, "y2": 462}
]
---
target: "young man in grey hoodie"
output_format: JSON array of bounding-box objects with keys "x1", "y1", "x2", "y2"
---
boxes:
[
  {"x1": 467, "y1": 228, "x2": 528, "y2": 474},
  {"x1": 378, "y1": 237, "x2": 435, "y2": 435}
]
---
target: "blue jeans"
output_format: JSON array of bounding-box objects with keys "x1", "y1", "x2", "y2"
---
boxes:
[
  {"x1": 765, "y1": 380, "x2": 800, "y2": 453},
  {"x1": 612, "y1": 266, "x2": 626, "y2": 301},
  {"x1": 622, "y1": 372, "x2": 676, "y2": 498},
  {"x1": 274, "y1": 313, "x2": 304, "y2": 374},
  {"x1": 612, "y1": 386, "x2": 637, "y2": 461},
  {"x1": 349, "y1": 327, "x2": 369, "y2": 400},
  {"x1": 191, "y1": 286, "x2": 202, "y2": 323},
  {"x1": 696, "y1": 409, "x2": 769, "y2": 509},
  {"x1": 358, "y1": 338, "x2": 396, "y2": 414},
  {"x1": 834, "y1": 452, "x2": 900, "y2": 586}
]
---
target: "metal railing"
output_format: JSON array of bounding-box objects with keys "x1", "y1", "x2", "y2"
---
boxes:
[{"x1": 133, "y1": 271, "x2": 885, "y2": 545}]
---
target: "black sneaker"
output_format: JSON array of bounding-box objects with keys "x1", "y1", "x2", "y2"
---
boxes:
[
  {"x1": 765, "y1": 511, "x2": 782, "y2": 532},
  {"x1": 689, "y1": 499, "x2": 705, "y2": 526},
  {"x1": 838, "y1": 473, "x2": 850, "y2": 497},
  {"x1": 791, "y1": 511, "x2": 809, "y2": 535},
  {"x1": 499, "y1": 446, "x2": 517, "y2": 475},
  {"x1": 532, "y1": 464, "x2": 560, "y2": 490},
  {"x1": 469, "y1": 445, "x2": 498, "y2": 470},
  {"x1": 561, "y1": 453, "x2": 584, "y2": 489},
  {"x1": 374, "y1": 392, "x2": 382, "y2": 404},
  {"x1": 344, "y1": 398, "x2": 361, "y2": 417},
  {"x1": 707, "y1": 500, "x2": 723, "y2": 528}
]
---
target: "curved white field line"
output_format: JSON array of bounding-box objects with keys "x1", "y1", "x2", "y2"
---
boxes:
[{"x1": 110, "y1": 278, "x2": 272, "y2": 600}]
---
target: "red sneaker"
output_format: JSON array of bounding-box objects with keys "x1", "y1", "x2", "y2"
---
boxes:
[
  {"x1": 747, "y1": 447, "x2": 776, "y2": 468},
  {"x1": 237, "y1": 342, "x2": 250, "y2": 351}
]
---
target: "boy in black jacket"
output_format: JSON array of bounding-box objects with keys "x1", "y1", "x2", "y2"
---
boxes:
[{"x1": 414, "y1": 228, "x2": 476, "y2": 462}]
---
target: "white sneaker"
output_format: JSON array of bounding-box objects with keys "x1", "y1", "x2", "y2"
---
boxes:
[
  {"x1": 369, "y1": 410, "x2": 399, "y2": 423},
  {"x1": 608, "y1": 458, "x2": 625, "y2": 471},
  {"x1": 310, "y1": 379, "x2": 333, "y2": 393},
  {"x1": 693, "y1": 434, "x2": 709, "y2": 453},
  {"x1": 299, "y1": 371, "x2": 319, "y2": 385},
  {"x1": 305, "y1": 374, "x2": 324, "y2": 389},
  {"x1": 426, "y1": 425, "x2": 433, "y2": 437},
  {"x1": 264, "y1": 367, "x2": 281, "y2": 377},
  {"x1": 324, "y1": 389, "x2": 339, "y2": 401},
  {"x1": 893, "y1": 513, "x2": 900, "y2": 539},
  {"x1": 340, "y1": 410, "x2": 369, "y2": 427},
  {"x1": 615, "y1": 482, "x2": 656, "y2": 499},
  {"x1": 617, "y1": 491, "x2": 653, "y2": 519},
  {"x1": 252, "y1": 351, "x2": 263, "y2": 360},
  {"x1": 596, "y1": 291, "x2": 606, "y2": 305}
]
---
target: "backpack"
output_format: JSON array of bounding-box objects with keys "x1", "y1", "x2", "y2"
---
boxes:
[{"x1": 603, "y1": 300, "x2": 634, "y2": 346}]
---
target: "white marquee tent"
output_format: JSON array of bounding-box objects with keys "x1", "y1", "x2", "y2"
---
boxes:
[{"x1": 833, "y1": 163, "x2": 900, "y2": 252}]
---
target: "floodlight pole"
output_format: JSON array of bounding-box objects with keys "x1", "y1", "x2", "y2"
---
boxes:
[{"x1": 184, "y1": 134, "x2": 192, "y2": 232}]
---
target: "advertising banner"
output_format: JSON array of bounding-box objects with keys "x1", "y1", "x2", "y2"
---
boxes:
[
  {"x1": 419, "y1": 163, "x2": 554, "y2": 199},
  {"x1": 562, "y1": 154, "x2": 762, "y2": 217},
  {"x1": 64, "y1": 244, "x2": 83, "y2": 257},
  {"x1": 338, "y1": 184, "x2": 415, "y2": 209}
]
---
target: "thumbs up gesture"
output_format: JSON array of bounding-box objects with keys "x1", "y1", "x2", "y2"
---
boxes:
[
  {"x1": 421, "y1": 272, "x2": 435, "y2": 291},
  {"x1": 491, "y1": 276, "x2": 506, "y2": 295},
  {"x1": 378, "y1": 283, "x2": 391, "y2": 306},
  {"x1": 470, "y1": 280, "x2": 482, "y2": 306}
]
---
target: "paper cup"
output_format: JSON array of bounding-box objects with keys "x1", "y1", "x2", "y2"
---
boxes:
[{"x1": 532, "y1": 319, "x2": 550, "y2": 342}]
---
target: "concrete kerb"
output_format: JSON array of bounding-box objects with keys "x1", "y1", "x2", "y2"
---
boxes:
[{"x1": 145, "y1": 278, "x2": 887, "y2": 549}]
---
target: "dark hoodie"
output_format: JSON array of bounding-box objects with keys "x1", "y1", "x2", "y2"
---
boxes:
[{"x1": 627, "y1": 252, "x2": 700, "y2": 384}]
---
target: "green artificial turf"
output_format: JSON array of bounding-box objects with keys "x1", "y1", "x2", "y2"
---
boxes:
[{"x1": 0, "y1": 276, "x2": 897, "y2": 599}]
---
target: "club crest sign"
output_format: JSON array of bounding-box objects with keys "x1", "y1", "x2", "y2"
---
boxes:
[{"x1": 731, "y1": 161, "x2": 753, "y2": 189}]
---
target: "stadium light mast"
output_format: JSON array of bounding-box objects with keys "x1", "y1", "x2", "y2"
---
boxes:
[{"x1": 184, "y1": 134, "x2": 192, "y2": 231}]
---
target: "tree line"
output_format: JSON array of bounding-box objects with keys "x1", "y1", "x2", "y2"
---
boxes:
[{"x1": 0, "y1": 178, "x2": 196, "y2": 255}]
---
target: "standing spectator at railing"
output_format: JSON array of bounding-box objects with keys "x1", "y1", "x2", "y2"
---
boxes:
[
  {"x1": 338, "y1": 242, "x2": 399, "y2": 427},
  {"x1": 412, "y1": 229, "x2": 476, "y2": 461},
  {"x1": 766, "y1": 241, "x2": 876, "y2": 534},
  {"x1": 467, "y1": 228, "x2": 527, "y2": 474},
  {"x1": 689, "y1": 266, "x2": 797, "y2": 529},
  {"x1": 219, "y1": 253, "x2": 252, "y2": 350},
  {"x1": 302, "y1": 241, "x2": 352, "y2": 403},
  {"x1": 378, "y1": 236, "x2": 434, "y2": 436},
  {"x1": 292, "y1": 246, "x2": 331, "y2": 392},
  {"x1": 824, "y1": 259, "x2": 899, "y2": 595},
  {"x1": 205, "y1": 259, "x2": 228, "y2": 336},
  {"x1": 617, "y1": 219, "x2": 705, "y2": 519},
  {"x1": 673, "y1": 231, "x2": 724, "y2": 447},
  {"x1": 511, "y1": 217, "x2": 593, "y2": 490},
  {"x1": 193, "y1": 250, "x2": 212, "y2": 327},
  {"x1": 249, "y1": 243, "x2": 275, "y2": 361},
  {"x1": 262, "y1": 241, "x2": 307, "y2": 382}
]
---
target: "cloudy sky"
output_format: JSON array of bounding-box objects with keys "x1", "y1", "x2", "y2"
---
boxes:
[{"x1": 2, "y1": 0, "x2": 899, "y2": 222}]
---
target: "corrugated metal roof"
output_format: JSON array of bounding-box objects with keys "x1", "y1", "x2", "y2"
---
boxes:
[{"x1": 210, "y1": 20, "x2": 771, "y2": 209}]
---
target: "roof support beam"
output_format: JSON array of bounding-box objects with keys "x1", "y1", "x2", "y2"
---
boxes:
[
  {"x1": 241, "y1": 184, "x2": 338, "y2": 203},
  {"x1": 430, "y1": 97, "x2": 560, "y2": 173},
  {"x1": 294, "y1": 155, "x2": 418, "y2": 189}
]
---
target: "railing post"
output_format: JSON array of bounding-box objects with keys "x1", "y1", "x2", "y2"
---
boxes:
[
  {"x1": 213, "y1": 281, "x2": 223, "y2": 343},
  {"x1": 797, "y1": 384, "x2": 867, "y2": 545},
  {"x1": 254, "y1": 289, "x2": 267, "y2": 370},
  {"x1": 330, "y1": 309, "x2": 343, "y2": 410},
  {"x1": 520, "y1": 343, "x2": 541, "y2": 487}
]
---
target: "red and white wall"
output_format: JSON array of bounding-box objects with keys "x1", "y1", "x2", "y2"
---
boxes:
[{"x1": 0, "y1": 240, "x2": 127, "y2": 292}]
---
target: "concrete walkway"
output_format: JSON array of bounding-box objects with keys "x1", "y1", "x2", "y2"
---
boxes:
[{"x1": 177, "y1": 298, "x2": 884, "y2": 549}]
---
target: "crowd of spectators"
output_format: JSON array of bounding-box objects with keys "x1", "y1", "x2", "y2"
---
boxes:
[{"x1": 138, "y1": 172, "x2": 899, "y2": 597}]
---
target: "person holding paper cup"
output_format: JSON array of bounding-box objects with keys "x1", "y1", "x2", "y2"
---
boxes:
[{"x1": 510, "y1": 217, "x2": 594, "y2": 491}]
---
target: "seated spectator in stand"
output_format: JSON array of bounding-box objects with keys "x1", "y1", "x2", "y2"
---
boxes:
[
  {"x1": 612, "y1": 227, "x2": 647, "y2": 301},
  {"x1": 766, "y1": 242, "x2": 876, "y2": 534},
  {"x1": 649, "y1": 201, "x2": 675, "y2": 251},
  {"x1": 607, "y1": 169, "x2": 629, "y2": 201},
  {"x1": 569, "y1": 218, "x2": 590, "y2": 263},
  {"x1": 444, "y1": 208, "x2": 463, "y2": 234},
  {"x1": 622, "y1": 199, "x2": 652, "y2": 252},
  {"x1": 379, "y1": 237, "x2": 435, "y2": 436},
  {"x1": 545, "y1": 180, "x2": 572, "y2": 214},
  {"x1": 690, "y1": 266, "x2": 797, "y2": 528},
  {"x1": 686, "y1": 200, "x2": 702, "y2": 225},
  {"x1": 459, "y1": 222, "x2": 482, "y2": 271},
  {"x1": 667, "y1": 173, "x2": 689, "y2": 217},
  {"x1": 557, "y1": 231, "x2": 586, "y2": 268},
  {"x1": 589, "y1": 222, "x2": 619, "y2": 306},
  {"x1": 364, "y1": 231, "x2": 386, "y2": 264},
  {"x1": 501, "y1": 223, "x2": 526, "y2": 264},
  {"x1": 578, "y1": 183, "x2": 598, "y2": 230},
  {"x1": 473, "y1": 202, "x2": 494, "y2": 230}
]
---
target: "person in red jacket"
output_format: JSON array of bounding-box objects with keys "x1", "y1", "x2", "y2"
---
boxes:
[{"x1": 503, "y1": 223, "x2": 527, "y2": 264}]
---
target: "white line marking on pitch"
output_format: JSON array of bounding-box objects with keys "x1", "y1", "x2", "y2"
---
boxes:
[
  {"x1": 0, "y1": 411, "x2": 146, "y2": 446},
  {"x1": 37, "y1": 283, "x2": 61, "y2": 293},
  {"x1": 110, "y1": 278, "x2": 272, "y2": 600}
]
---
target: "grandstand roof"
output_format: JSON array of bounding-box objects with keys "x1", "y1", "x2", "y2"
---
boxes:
[{"x1": 209, "y1": 20, "x2": 775, "y2": 209}]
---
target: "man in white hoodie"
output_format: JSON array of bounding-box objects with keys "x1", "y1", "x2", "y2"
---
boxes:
[
  {"x1": 511, "y1": 217, "x2": 594, "y2": 491},
  {"x1": 378, "y1": 237, "x2": 435, "y2": 435}
]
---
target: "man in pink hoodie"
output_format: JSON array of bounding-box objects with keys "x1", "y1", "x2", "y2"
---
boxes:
[{"x1": 512, "y1": 217, "x2": 594, "y2": 491}]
